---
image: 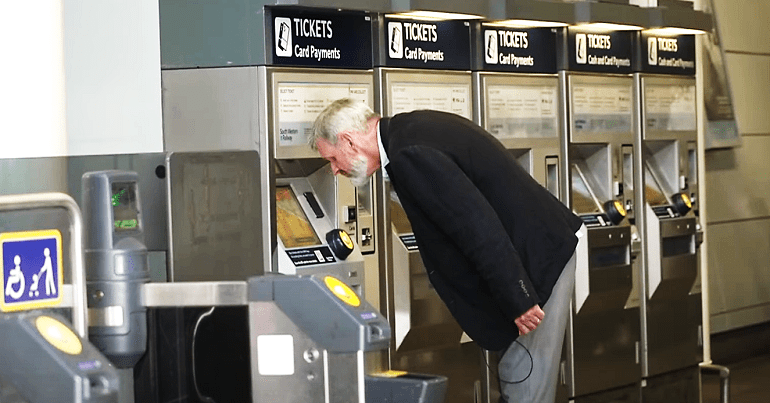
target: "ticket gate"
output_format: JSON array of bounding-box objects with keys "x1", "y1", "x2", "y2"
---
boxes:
[
  {"x1": 558, "y1": 27, "x2": 641, "y2": 403},
  {"x1": 372, "y1": 13, "x2": 484, "y2": 403},
  {"x1": 0, "y1": 193, "x2": 119, "y2": 403},
  {"x1": 633, "y1": 32, "x2": 703, "y2": 402}
]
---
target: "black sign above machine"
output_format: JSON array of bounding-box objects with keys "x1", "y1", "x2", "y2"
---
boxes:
[
  {"x1": 637, "y1": 33, "x2": 696, "y2": 75},
  {"x1": 565, "y1": 27, "x2": 635, "y2": 74},
  {"x1": 265, "y1": 6, "x2": 372, "y2": 68},
  {"x1": 378, "y1": 16, "x2": 472, "y2": 70},
  {"x1": 476, "y1": 26, "x2": 557, "y2": 74}
]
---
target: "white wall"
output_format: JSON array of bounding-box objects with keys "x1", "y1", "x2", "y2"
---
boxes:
[
  {"x1": 63, "y1": 0, "x2": 163, "y2": 155},
  {"x1": 0, "y1": 1, "x2": 68, "y2": 159},
  {"x1": 705, "y1": 0, "x2": 770, "y2": 333}
]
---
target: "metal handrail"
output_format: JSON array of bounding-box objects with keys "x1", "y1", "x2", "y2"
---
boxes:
[{"x1": 0, "y1": 193, "x2": 87, "y2": 338}]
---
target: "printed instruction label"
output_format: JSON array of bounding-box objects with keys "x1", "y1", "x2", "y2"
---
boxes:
[
  {"x1": 486, "y1": 84, "x2": 558, "y2": 138},
  {"x1": 572, "y1": 83, "x2": 632, "y2": 134},
  {"x1": 277, "y1": 83, "x2": 370, "y2": 147},
  {"x1": 389, "y1": 83, "x2": 471, "y2": 119},
  {"x1": 644, "y1": 83, "x2": 696, "y2": 131}
]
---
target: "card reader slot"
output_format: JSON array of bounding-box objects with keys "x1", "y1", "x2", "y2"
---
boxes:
[{"x1": 303, "y1": 192, "x2": 324, "y2": 218}]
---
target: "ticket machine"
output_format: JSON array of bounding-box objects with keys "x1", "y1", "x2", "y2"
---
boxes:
[
  {"x1": 160, "y1": 3, "x2": 379, "y2": 299},
  {"x1": 471, "y1": 23, "x2": 563, "y2": 401},
  {"x1": 473, "y1": 24, "x2": 562, "y2": 198},
  {"x1": 372, "y1": 13, "x2": 483, "y2": 403},
  {"x1": 558, "y1": 26, "x2": 641, "y2": 403},
  {"x1": 633, "y1": 32, "x2": 703, "y2": 402},
  {"x1": 0, "y1": 193, "x2": 119, "y2": 403}
]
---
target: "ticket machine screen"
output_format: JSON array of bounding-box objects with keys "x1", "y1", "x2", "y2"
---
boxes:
[
  {"x1": 276, "y1": 186, "x2": 321, "y2": 248},
  {"x1": 111, "y1": 182, "x2": 139, "y2": 231}
]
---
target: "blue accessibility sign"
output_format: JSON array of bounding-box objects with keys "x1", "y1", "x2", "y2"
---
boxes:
[{"x1": 1, "y1": 230, "x2": 64, "y2": 312}]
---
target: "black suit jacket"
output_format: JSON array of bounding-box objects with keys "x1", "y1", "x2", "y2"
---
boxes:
[{"x1": 380, "y1": 110, "x2": 583, "y2": 351}]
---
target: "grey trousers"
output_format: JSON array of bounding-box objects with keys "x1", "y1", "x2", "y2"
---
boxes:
[{"x1": 498, "y1": 248, "x2": 578, "y2": 403}]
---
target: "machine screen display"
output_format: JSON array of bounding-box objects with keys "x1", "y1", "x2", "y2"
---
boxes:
[
  {"x1": 111, "y1": 182, "x2": 139, "y2": 231},
  {"x1": 571, "y1": 165, "x2": 601, "y2": 214},
  {"x1": 276, "y1": 186, "x2": 321, "y2": 248}
]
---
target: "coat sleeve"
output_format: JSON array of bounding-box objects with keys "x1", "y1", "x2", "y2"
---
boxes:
[{"x1": 389, "y1": 145, "x2": 540, "y2": 322}]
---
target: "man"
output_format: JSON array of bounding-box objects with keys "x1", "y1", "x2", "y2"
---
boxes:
[{"x1": 311, "y1": 98, "x2": 584, "y2": 403}]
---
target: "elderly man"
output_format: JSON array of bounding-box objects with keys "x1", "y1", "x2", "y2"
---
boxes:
[{"x1": 311, "y1": 98, "x2": 584, "y2": 403}]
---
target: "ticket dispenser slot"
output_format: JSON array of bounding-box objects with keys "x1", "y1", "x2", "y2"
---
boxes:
[{"x1": 546, "y1": 156, "x2": 560, "y2": 199}]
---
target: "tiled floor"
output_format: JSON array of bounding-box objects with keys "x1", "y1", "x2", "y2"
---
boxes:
[{"x1": 702, "y1": 354, "x2": 770, "y2": 403}]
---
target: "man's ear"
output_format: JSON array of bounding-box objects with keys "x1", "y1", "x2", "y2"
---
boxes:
[{"x1": 337, "y1": 131, "x2": 356, "y2": 150}]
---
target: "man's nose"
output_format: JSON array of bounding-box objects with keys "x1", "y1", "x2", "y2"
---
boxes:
[{"x1": 330, "y1": 162, "x2": 341, "y2": 175}]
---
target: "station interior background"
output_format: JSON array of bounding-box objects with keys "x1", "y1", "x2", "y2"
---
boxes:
[{"x1": 1, "y1": 0, "x2": 768, "y2": 400}]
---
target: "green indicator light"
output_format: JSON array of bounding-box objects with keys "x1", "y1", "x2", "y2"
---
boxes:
[
  {"x1": 112, "y1": 189, "x2": 127, "y2": 207},
  {"x1": 120, "y1": 219, "x2": 137, "y2": 229}
]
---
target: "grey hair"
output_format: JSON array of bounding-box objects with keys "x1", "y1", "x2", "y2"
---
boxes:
[{"x1": 310, "y1": 98, "x2": 379, "y2": 150}]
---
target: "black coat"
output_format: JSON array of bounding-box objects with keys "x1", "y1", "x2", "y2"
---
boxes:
[{"x1": 380, "y1": 110, "x2": 583, "y2": 351}]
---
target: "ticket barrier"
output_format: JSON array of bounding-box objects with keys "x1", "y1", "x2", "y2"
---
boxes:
[
  {"x1": 0, "y1": 193, "x2": 119, "y2": 403},
  {"x1": 80, "y1": 168, "x2": 446, "y2": 403},
  {"x1": 633, "y1": 33, "x2": 704, "y2": 402},
  {"x1": 558, "y1": 26, "x2": 642, "y2": 402}
]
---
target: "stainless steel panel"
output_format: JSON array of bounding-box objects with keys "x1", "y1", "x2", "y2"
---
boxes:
[
  {"x1": 569, "y1": 225, "x2": 638, "y2": 396},
  {"x1": 250, "y1": 301, "x2": 329, "y2": 403},
  {"x1": 161, "y1": 67, "x2": 258, "y2": 152},
  {"x1": 249, "y1": 301, "x2": 366, "y2": 403},
  {"x1": 142, "y1": 281, "x2": 247, "y2": 307},
  {"x1": 166, "y1": 151, "x2": 263, "y2": 282}
]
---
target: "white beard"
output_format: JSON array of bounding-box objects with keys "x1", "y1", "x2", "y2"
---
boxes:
[{"x1": 347, "y1": 154, "x2": 371, "y2": 187}]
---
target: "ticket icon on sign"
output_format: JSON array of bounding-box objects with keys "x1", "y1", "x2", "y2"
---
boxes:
[{"x1": 1, "y1": 230, "x2": 64, "y2": 312}]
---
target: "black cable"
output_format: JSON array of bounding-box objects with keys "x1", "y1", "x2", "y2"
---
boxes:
[{"x1": 483, "y1": 339, "x2": 534, "y2": 385}]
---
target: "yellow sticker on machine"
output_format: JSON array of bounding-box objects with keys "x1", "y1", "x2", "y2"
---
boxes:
[
  {"x1": 323, "y1": 276, "x2": 360, "y2": 307},
  {"x1": 36, "y1": 315, "x2": 83, "y2": 355}
]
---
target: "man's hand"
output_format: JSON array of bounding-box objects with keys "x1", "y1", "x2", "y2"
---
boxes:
[{"x1": 515, "y1": 304, "x2": 545, "y2": 335}]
